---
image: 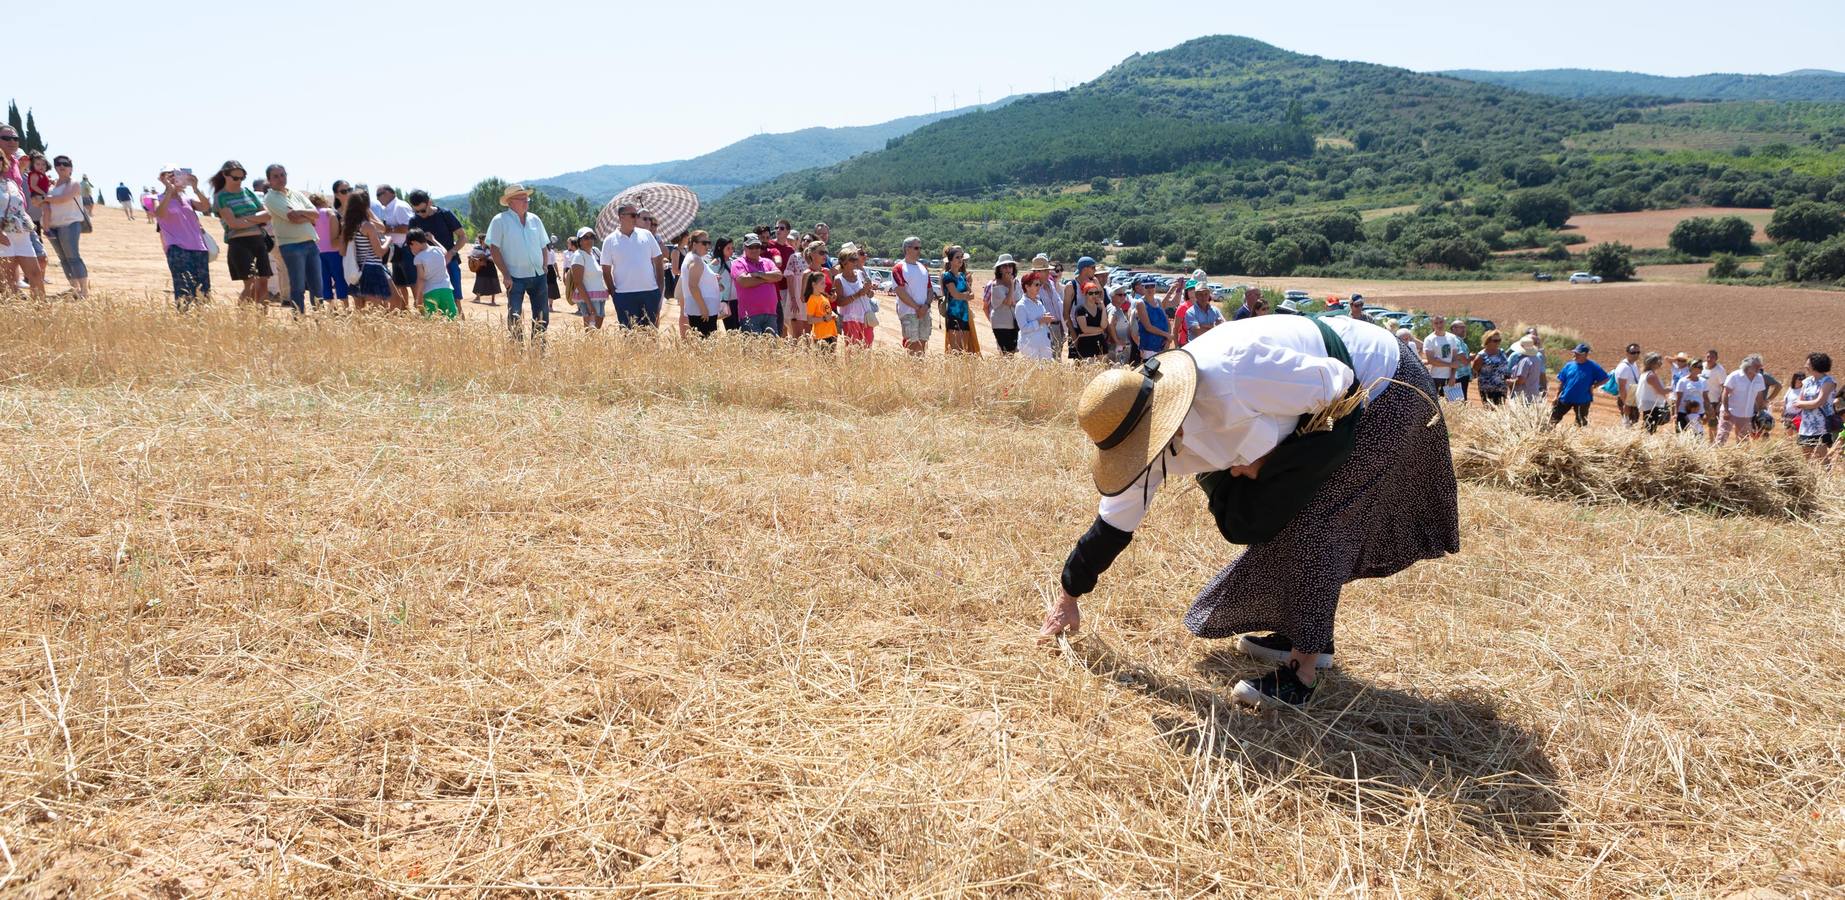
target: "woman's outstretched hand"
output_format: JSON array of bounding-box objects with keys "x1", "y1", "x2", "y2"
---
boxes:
[{"x1": 1037, "y1": 591, "x2": 1082, "y2": 646}]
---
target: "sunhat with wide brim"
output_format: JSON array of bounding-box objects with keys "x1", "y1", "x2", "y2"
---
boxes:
[
  {"x1": 1078, "y1": 351, "x2": 1200, "y2": 496},
  {"x1": 500, "y1": 184, "x2": 535, "y2": 205},
  {"x1": 992, "y1": 253, "x2": 1017, "y2": 273},
  {"x1": 1030, "y1": 253, "x2": 1054, "y2": 271}
]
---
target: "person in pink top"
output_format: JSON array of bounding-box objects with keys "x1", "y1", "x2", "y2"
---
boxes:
[
  {"x1": 152, "y1": 164, "x2": 213, "y2": 309},
  {"x1": 309, "y1": 192, "x2": 348, "y2": 307},
  {"x1": 728, "y1": 233, "x2": 784, "y2": 335}
]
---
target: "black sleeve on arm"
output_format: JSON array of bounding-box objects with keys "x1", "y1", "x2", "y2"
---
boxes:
[{"x1": 1061, "y1": 515, "x2": 1134, "y2": 597}]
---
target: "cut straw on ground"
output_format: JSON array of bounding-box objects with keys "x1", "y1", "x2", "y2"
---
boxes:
[{"x1": 0, "y1": 296, "x2": 1841, "y2": 896}]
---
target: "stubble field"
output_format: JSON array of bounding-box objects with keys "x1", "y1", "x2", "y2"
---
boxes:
[{"x1": 0, "y1": 301, "x2": 1842, "y2": 896}]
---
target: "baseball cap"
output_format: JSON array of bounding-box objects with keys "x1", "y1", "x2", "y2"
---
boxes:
[
  {"x1": 1573, "y1": 342, "x2": 1592, "y2": 353},
  {"x1": 1076, "y1": 256, "x2": 1097, "y2": 270},
  {"x1": 742, "y1": 233, "x2": 762, "y2": 247}
]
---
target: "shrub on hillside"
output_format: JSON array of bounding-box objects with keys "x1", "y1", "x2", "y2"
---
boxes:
[
  {"x1": 1792, "y1": 235, "x2": 1845, "y2": 282},
  {"x1": 1584, "y1": 241, "x2": 1636, "y2": 281},
  {"x1": 1669, "y1": 216, "x2": 1757, "y2": 256},
  {"x1": 1162, "y1": 243, "x2": 1188, "y2": 264},
  {"x1": 1709, "y1": 253, "x2": 1742, "y2": 279},
  {"x1": 1505, "y1": 189, "x2": 1572, "y2": 229},
  {"x1": 1766, "y1": 200, "x2": 1845, "y2": 244},
  {"x1": 1116, "y1": 246, "x2": 1157, "y2": 266}
]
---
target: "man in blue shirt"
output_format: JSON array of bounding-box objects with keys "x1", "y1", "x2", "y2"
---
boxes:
[{"x1": 1550, "y1": 342, "x2": 1609, "y2": 427}]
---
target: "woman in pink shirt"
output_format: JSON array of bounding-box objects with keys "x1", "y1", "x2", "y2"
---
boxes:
[
  {"x1": 310, "y1": 192, "x2": 348, "y2": 308},
  {"x1": 152, "y1": 166, "x2": 213, "y2": 309}
]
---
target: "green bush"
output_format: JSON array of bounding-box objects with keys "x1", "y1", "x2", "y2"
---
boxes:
[
  {"x1": 1766, "y1": 201, "x2": 1845, "y2": 244},
  {"x1": 1709, "y1": 253, "x2": 1741, "y2": 278},
  {"x1": 1505, "y1": 188, "x2": 1573, "y2": 229},
  {"x1": 1584, "y1": 241, "x2": 1636, "y2": 282},
  {"x1": 1669, "y1": 216, "x2": 1756, "y2": 256},
  {"x1": 1162, "y1": 243, "x2": 1189, "y2": 264},
  {"x1": 1116, "y1": 246, "x2": 1157, "y2": 265}
]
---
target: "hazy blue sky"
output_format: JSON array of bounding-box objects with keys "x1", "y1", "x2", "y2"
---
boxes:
[{"x1": 17, "y1": 0, "x2": 1843, "y2": 198}]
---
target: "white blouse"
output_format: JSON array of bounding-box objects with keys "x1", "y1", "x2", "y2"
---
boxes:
[{"x1": 1098, "y1": 314, "x2": 1401, "y2": 532}]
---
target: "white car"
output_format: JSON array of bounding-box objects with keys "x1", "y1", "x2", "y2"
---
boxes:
[{"x1": 1568, "y1": 272, "x2": 1602, "y2": 284}]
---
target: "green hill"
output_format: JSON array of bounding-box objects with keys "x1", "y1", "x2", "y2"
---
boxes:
[
  {"x1": 1442, "y1": 68, "x2": 1845, "y2": 102},
  {"x1": 697, "y1": 36, "x2": 1845, "y2": 286}
]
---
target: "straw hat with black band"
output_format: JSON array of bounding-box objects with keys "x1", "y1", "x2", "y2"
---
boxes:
[{"x1": 1077, "y1": 350, "x2": 1199, "y2": 496}]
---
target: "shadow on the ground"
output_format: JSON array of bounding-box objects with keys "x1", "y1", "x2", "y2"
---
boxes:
[{"x1": 1065, "y1": 635, "x2": 1568, "y2": 850}]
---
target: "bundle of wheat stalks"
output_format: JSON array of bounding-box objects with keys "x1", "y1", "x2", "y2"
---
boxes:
[{"x1": 1446, "y1": 401, "x2": 1823, "y2": 519}]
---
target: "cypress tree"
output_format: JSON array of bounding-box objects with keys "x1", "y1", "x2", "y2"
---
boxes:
[
  {"x1": 6, "y1": 101, "x2": 20, "y2": 135},
  {"x1": 23, "y1": 109, "x2": 43, "y2": 152}
]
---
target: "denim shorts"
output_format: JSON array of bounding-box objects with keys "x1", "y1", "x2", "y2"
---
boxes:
[{"x1": 578, "y1": 298, "x2": 606, "y2": 318}]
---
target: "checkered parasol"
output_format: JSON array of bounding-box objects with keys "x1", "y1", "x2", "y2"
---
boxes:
[{"x1": 595, "y1": 182, "x2": 699, "y2": 240}]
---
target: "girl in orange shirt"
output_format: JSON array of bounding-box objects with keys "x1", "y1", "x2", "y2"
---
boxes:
[{"x1": 803, "y1": 271, "x2": 838, "y2": 347}]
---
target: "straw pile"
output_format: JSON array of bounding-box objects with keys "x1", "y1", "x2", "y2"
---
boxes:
[
  {"x1": 1, "y1": 298, "x2": 1841, "y2": 895},
  {"x1": 1447, "y1": 402, "x2": 1823, "y2": 519}
]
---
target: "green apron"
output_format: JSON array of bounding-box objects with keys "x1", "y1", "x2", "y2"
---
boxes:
[{"x1": 1196, "y1": 316, "x2": 1363, "y2": 545}]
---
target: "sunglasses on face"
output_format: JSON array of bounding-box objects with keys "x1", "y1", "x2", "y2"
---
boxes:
[
  {"x1": 619, "y1": 211, "x2": 636, "y2": 218},
  {"x1": 55, "y1": 162, "x2": 70, "y2": 168},
  {"x1": 0, "y1": 136, "x2": 18, "y2": 143}
]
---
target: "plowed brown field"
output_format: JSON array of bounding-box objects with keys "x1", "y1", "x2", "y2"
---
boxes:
[
  {"x1": 1561, "y1": 207, "x2": 1775, "y2": 252},
  {"x1": 1377, "y1": 282, "x2": 1842, "y2": 376}
]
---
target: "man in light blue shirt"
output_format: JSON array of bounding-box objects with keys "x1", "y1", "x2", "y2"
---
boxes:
[{"x1": 485, "y1": 184, "x2": 551, "y2": 342}]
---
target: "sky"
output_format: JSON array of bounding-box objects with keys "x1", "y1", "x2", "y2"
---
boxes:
[{"x1": 17, "y1": 0, "x2": 1844, "y2": 198}]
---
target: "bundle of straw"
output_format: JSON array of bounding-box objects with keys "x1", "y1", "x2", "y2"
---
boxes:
[{"x1": 1447, "y1": 402, "x2": 1822, "y2": 519}]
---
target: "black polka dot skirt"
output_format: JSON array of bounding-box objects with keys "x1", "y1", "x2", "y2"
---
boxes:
[{"x1": 1183, "y1": 348, "x2": 1460, "y2": 654}]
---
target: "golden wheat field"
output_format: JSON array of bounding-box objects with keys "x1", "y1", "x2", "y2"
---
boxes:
[{"x1": 1, "y1": 299, "x2": 1842, "y2": 898}]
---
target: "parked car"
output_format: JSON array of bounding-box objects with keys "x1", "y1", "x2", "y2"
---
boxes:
[
  {"x1": 1568, "y1": 272, "x2": 1602, "y2": 284},
  {"x1": 1283, "y1": 289, "x2": 1311, "y2": 304},
  {"x1": 1532, "y1": 271, "x2": 1553, "y2": 282}
]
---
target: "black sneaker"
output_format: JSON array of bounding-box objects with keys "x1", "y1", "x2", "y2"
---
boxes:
[
  {"x1": 1231, "y1": 660, "x2": 1317, "y2": 710},
  {"x1": 1235, "y1": 633, "x2": 1335, "y2": 670}
]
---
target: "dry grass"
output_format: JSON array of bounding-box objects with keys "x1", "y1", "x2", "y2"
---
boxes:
[
  {"x1": 2, "y1": 298, "x2": 1843, "y2": 896},
  {"x1": 1449, "y1": 403, "x2": 1823, "y2": 519}
]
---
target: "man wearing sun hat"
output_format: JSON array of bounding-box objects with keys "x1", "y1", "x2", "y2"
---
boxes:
[
  {"x1": 484, "y1": 184, "x2": 551, "y2": 342},
  {"x1": 1040, "y1": 306, "x2": 1458, "y2": 709}
]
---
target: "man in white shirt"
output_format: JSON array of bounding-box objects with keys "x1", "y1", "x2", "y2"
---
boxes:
[
  {"x1": 1422, "y1": 315, "x2": 1464, "y2": 397},
  {"x1": 893, "y1": 236, "x2": 937, "y2": 355},
  {"x1": 1701, "y1": 349, "x2": 1727, "y2": 441},
  {"x1": 1715, "y1": 353, "x2": 1767, "y2": 445},
  {"x1": 484, "y1": 184, "x2": 551, "y2": 342},
  {"x1": 598, "y1": 202, "x2": 664, "y2": 328},
  {"x1": 374, "y1": 184, "x2": 414, "y2": 306},
  {"x1": 1611, "y1": 342, "x2": 1642, "y2": 426}
]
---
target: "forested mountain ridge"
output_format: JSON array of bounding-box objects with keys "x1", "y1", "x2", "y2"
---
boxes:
[
  {"x1": 725, "y1": 35, "x2": 1615, "y2": 204},
  {"x1": 696, "y1": 36, "x2": 1845, "y2": 287},
  {"x1": 1443, "y1": 68, "x2": 1845, "y2": 102}
]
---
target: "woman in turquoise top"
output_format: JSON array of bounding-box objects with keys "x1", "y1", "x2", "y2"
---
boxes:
[
  {"x1": 941, "y1": 244, "x2": 976, "y2": 354},
  {"x1": 1134, "y1": 276, "x2": 1173, "y2": 354}
]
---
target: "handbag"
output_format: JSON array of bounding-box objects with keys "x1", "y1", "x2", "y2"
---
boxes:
[
  {"x1": 1197, "y1": 317, "x2": 1364, "y2": 546},
  {"x1": 342, "y1": 239, "x2": 361, "y2": 285},
  {"x1": 78, "y1": 191, "x2": 93, "y2": 234},
  {"x1": 1444, "y1": 382, "x2": 1465, "y2": 402},
  {"x1": 202, "y1": 229, "x2": 220, "y2": 262}
]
